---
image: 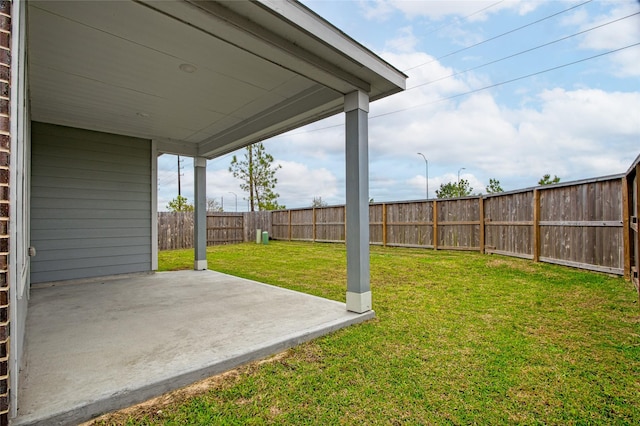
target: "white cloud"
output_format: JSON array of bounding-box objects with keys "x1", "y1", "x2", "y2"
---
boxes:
[
  {"x1": 385, "y1": 26, "x2": 420, "y2": 53},
  {"x1": 509, "y1": 88, "x2": 640, "y2": 177},
  {"x1": 532, "y1": 88, "x2": 640, "y2": 138},
  {"x1": 576, "y1": 0, "x2": 640, "y2": 76},
  {"x1": 376, "y1": 51, "x2": 473, "y2": 111},
  {"x1": 359, "y1": 0, "x2": 396, "y2": 21},
  {"x1": 560, "y1": 8, "x2": 589, "y2": 27},
  {"x1": 157, "y1": 155, "x2": 194, "y2": 210},
  {"x1": 267, "y1": 115, "x2": 345, "y2": 161},
  {"x1": 276, "y1": 161, "x2": 340, "y2": 208},
  {"x1": 364, "y1": 49, "x2": 639, "y2": 192},
  {"x1": 157, "y1": 154, "x2": 248, "y2": 211},
  {"x1": 205, "y1": 168, "x2": 246, "y2": 210}
]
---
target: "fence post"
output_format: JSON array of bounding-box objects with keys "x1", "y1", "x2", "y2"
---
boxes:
[
  {"x1": 433, "y1": 199, "x2": 438, "y2": 250},
  {"x1": 635, "y1": 163, "x2": 640, "y2": 297},
  {"x1": 622, "y1": 176, "x2": 631, "y2": 280},
  {"x1": 313, "y1": 207, "x2": 317, "y2": 242},
  {"x1": 382, "y1": 203, "x2": 387, "y2": 247},
  {"x1": 288, "y1": 210, "x2": 292, "y2": 241},
  {"x1": 533, "y1": 189, "x2": 540, "y2": 262},
  {"x1": 344, "y1": 205, "x2": 347, "y2": 242},
  {"x1": 479, "y1": 196, "x2": 485, "y2": 254},
  {"x1": 242, "y1": 213, "x2": 246, "y2": 243}
]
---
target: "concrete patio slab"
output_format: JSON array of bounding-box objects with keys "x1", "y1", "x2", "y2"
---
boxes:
[{"x1": 15, "y1": 270, "x2": 374, "y2": 426}]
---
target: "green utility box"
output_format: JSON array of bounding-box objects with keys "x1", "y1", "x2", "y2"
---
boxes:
[{"x1": 262, "y1": 231, "x2": 269, "y2": 245}]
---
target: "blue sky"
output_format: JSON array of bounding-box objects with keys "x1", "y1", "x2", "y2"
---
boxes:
[{"x1": 157, "y1": 0, "x2": 640, "y2": 211}]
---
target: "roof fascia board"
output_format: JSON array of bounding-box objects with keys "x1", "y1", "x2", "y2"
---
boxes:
[{"x1": 257, "y1": 0, "x2": 407, "y2": 90}]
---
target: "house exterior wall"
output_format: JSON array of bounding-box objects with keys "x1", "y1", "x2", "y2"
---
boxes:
[
  {"x1": 30, "y1": 122, "x2": 152, "y2": 284},
  {"x1": 0, "y1": 1, "x2": 11, "y2": 422}
]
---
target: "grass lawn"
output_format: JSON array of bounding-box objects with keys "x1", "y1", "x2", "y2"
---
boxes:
[{"x1": 95, "y1": 241, "x2": 639, "y2": 425}]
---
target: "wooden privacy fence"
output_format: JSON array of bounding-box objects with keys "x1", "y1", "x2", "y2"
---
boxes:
[
  {"x1": 158, "y1": 155, "x2": 640, "y2": 295},
  {"x1": 157, "y1": 212, "x2": 193, "y2": 250},
  {"x1": 157, "y1": 211, "x2": 270, "y2": 250},
  {"x1": 272, "y1": 172, "x2": 633, "y2": 278}
]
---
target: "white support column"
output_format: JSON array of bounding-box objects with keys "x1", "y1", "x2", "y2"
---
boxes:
[
  {"x1": 344, "y1": 91, "x2": 371, "y2": 313},
  {"x1": 194, "y1": 157, "x2": 208, "y2": 270},
  {"x1": 151, "y1": 141, "x2": 158, "y2": 271}
]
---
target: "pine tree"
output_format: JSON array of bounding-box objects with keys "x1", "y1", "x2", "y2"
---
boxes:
[{"x1": 229, "y1": 143, "x2": 285, "y2": 211}]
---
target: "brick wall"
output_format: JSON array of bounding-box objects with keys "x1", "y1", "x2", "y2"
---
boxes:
[{"x1": 0, "y1": 0, "x2": 10, "y2": 424}]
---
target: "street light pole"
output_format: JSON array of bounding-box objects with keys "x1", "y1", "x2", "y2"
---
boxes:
[
  {"x1": 417, "y1": 153, "x2": 429, "y2": 200},
  {"x1": 458, "y1": 167, "x2": 466, "y2": 185},
  {"x1": 228, "y1": 191, "x2": 238, "y2": 212}
]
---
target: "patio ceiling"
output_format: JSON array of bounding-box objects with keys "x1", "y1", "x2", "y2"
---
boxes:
[{"x1": 27, "y1": 0, "x2": 406, "y2": 159}]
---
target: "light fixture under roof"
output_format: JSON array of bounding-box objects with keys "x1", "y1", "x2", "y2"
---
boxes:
[{"x1": 179, "y1": 63, "x2": 197, "y2": 73}]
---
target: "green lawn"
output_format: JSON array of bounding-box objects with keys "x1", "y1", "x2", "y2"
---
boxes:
[{"x1": 98, "y1": 241, "x2": 639, "y2": 425}]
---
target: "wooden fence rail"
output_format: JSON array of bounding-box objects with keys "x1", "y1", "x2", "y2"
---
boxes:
[{"x1": 158, "y1": 155, "x2": 640, "y2": 291}]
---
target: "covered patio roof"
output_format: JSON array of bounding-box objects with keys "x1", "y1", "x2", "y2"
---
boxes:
[
  {"x1": 28, "y1": 0, "x2": 406, "y2": 159},
  {"x1": 16, "y1": 271, "x2": 374, "y2": 425},
  {"x1": 10, "y1": 1, "x2": 407, "y2": 422}
]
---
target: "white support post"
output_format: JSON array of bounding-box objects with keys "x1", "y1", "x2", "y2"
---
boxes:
[
  {"x1": 151, "y1": 141, "x2": 158, "y2": 271},
  {"x1": 344, "y1": 91, "x2": 372, "y2": 313},
  {"x1": 194, "y1": 157, "x2": 208, "y2": 270}
]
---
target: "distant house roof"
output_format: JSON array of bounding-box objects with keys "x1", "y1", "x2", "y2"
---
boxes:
[{"x1": 28, "y1": 0, "x2": 407, "y2": 159}]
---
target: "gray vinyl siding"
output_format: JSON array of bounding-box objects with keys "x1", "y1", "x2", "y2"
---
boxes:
[{"x1": 30, "y1": 122, "x2": 152, "y2": 283}]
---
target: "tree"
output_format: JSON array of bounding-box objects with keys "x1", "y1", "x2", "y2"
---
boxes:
[
  {"x1": 436, "y1": 179, "x2": 473, "y2": 199},
  {"x1": 167, "y1": 195, "x2": 194, "y2": 212},
  {"x1": 538, "y1": 174, "x2": 560, "y2": 185},
  {"x1": 486, "y1": 178, "x2": 504, "y2": 194},
  {"x1": 229, "y1": 143, "x2": 285, "y2": 211},
  {"x1": 311, "y1": 196, "x2": 328, "y2": 208},
  {"x1": 207, "y1": 197, "x2": 224, "y2": 212}
]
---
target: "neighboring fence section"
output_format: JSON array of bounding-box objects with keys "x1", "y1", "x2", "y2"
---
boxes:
[
  {"x1": 158, "y1": 212, "x2": 194, "y2": 250},
  {"x1": 271, "y1": 174, "x2": 626, "y2": 276},
  {"x1": 538, "y1": 178, "x2": 624, "y2": 274},
  {"x1": 158, "y1": 212, "x2": 269, "y2": 250},
  {"x1": 624, "y1": 154, "x2": 640, "y2": 298},
  {"x1": 206, "y1": 213, "x2": 244, "y2": 245},
  {"x1": 157, "y1": 155, "x2": 640, "y2": 288}
]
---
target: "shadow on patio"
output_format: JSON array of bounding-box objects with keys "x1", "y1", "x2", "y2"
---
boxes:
[{"x1": 15, "y1": 270, "x2": 374, "y2": 426}]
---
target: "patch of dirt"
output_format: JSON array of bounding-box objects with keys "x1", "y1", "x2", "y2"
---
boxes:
[
  {"x1": 486, "y1": 257, "x2": 538, "y2": 273},
  {"x1": 83, "y1": 351, "x2": 289, "y2": 425},
  {"x1": 486, "y1": 258, "x2": 511, "y2": 268}
]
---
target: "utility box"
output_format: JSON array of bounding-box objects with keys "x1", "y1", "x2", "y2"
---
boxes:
[
  {"x1": 256, "y1": 229, "x2": 262, "y2": 244},
  {"x1": 262, "y1": 231, "x2": 269, "y2": 245}
]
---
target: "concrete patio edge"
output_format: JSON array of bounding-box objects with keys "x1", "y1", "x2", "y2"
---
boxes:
[{"x1": 15, "y1": 307, "x2": 375, "y2": 426}]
